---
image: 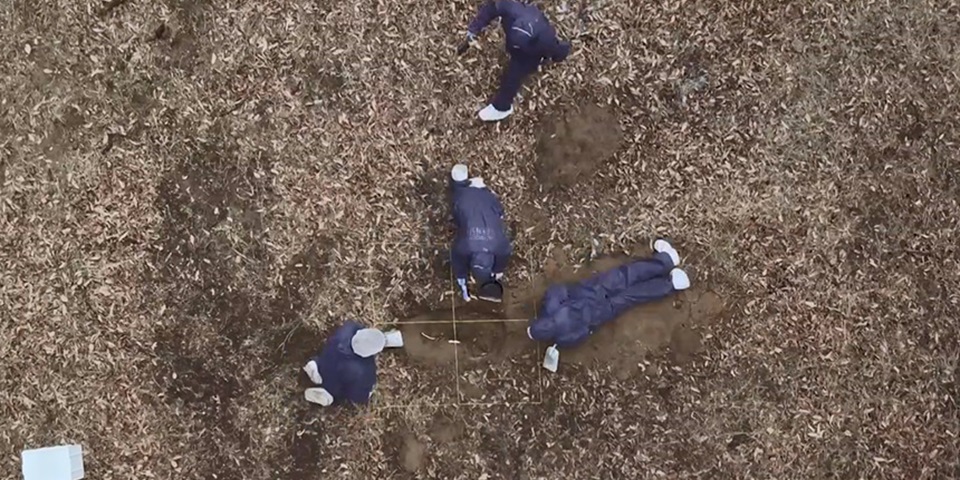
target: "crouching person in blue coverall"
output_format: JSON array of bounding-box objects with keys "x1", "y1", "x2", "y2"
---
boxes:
[
  {"x1": 301, "y1": 321, "x2": 403, "y2": 407},
  {"x1": 528, "y1": 240, "x2": 691, "y2": 349},
  {"x1": 450, "y1": 164, "x2": 512, "y2": 303},
  {"x1": 464, "y1": 0, "x2": 572, "y2": 122}
]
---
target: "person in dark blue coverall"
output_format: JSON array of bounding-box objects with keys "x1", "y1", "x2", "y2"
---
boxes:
[
  {"x1": 449, "y1": 164, "x2": 512, "y2": 301},
  {"x1": 528, "y1": 240, "x2": 691, "y2": 348},
  {"x1": 465, "y1": 0, "x2": 572, "y2": 121},
  {"x1": 301, "y1": 321, "x2": 403, "y2": 407}
]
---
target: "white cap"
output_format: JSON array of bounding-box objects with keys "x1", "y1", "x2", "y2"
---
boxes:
[
  {"x1": 451, "y1": 164, "x2": 469, "y2": 182},
  {"x1": 351, "y1": 328, "x2": 386, "y2": 357},
  {"x1": 384, "y1": 330, "x2": 403, "y2": 348}
]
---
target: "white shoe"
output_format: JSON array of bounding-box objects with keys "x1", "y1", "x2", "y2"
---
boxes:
[
  {"x1": 654, "y1": 239, "x2": 680, "y2": 266},
  {"x1": 478, "y1": 104, "x2": 513, "y2": 122},
  {"x1": 304, "y1": 387, "x2": 334, "y2": 406},
  {"x1": 670, "y1": 268, "x2": 690, "y2": 290},
  {"x1": 302, "y1": 360, "x2": 323, "y2": 385}
]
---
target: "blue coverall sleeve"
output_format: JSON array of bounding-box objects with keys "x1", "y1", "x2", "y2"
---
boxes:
[
  {"x1": 468, "y1": 0, "x2": 504, "y2": 35},
  {"x1": 541, "y1": 285, "x2": 568, "y2": 315},
  {"x1": 554, "y1": 325, "x2": 590, "y2": 349},
  {"x1": 491, "y1": 192, "x2": 505, "y2": 218},
  {"x1": 342, "y1": 362, "x2": 376, "y2": 405},
  {"x1": 492, "y1": 251, "x2": 510, "y2": 274},
  {"x1": 528, "y1": 317, "x2": 556, "y2": 342},
  {"x1": 451, "y1": 248, "x2": 471, "y2": 280}
]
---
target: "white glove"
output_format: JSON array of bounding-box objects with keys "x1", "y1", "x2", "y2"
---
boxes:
[
  {"x1": 493, "y1": 272, "x2": 504, "y2": 281},
  {"x1": 302, "y1": 360, "x2": 322, "y2": 385},
  {"x1": 384, "y1": 330, "x2": 404, "y2": 348}
]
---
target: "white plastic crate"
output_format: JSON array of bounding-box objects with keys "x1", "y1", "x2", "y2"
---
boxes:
[{"x1": 21, "y1": 444, "x2": 84, "y2": 480}]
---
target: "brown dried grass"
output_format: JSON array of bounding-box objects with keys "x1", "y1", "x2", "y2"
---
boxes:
[{"x1": 1, "y1": 0, "x2": 958, "y2": 478}]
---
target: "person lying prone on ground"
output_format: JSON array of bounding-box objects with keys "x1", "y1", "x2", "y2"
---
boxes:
[
  {"x1": 527, "y1": 240, "x2": 690, "y2": 348},
  {"x1": 302, "y1": 321, "x2": 403, "y2": 407}
]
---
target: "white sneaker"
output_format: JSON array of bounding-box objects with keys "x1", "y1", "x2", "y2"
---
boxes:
[
  {"x1": 654, "y1": 239, "x2": 680, "y2": 266},
  {"x1": 478, "y1": 104, "x2": 513, "y2": 122},
  {"x1": 670, "y1": 268, "x2": 690, "y2": 290},
  {"x1": 302, "y1": 360, "x2": 323, "y2": 385},
  {"x1": 304, "y1": 387, "x2": 334, "y2": 406}
]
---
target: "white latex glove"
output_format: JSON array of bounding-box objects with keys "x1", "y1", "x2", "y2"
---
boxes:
[
  {"x1": 493, "y1": 272, "x2": 504, "y2": 281},
  {"x1": 457, "y1": 278, "x2": 470, "y2": 301},
  {"x1": 302, "y1": 360, "x2": 323, "y2": 385}
]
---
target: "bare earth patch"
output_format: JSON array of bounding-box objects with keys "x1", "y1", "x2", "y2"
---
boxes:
[{"x1": 535, "y1": 103, "x2": 623, "y2": 189}]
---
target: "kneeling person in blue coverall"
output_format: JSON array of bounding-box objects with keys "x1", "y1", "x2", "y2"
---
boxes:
[
  {"x1": 528, "y1": 240, "x2": 691, "y2": 349},
  {"x1": 450, "y1": 164, "x2": 512, "y2": 303},
  {"x1": 302, "y1": 321, "x2": 403, "y2": 407}
]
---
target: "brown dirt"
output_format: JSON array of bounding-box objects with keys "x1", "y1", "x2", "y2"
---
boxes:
[
  {"x1": 428, "y1": 414, "x2": 464, "y2": 444},
  {"x1": 399, "y1": 434, "x2": 427, "y2": 473},
  {"x1": 4, "y1": 0, "x2": 960, "y2": 479},
  {"x1": 535, "y1": 104, "x2": 623, "y2": 189}
]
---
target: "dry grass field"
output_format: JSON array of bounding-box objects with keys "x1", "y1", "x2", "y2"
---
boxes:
[{"x1": 1, "y1": 0, "x2": 958, "y2": 478}]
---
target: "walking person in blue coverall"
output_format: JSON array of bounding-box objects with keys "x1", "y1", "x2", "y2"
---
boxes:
[
  {"x1": 302, "y1": 321, "x2": 403, "y2": 407},
  {"x1": 463, "y1": 0, "x2": 572, "y2": 122},
  {"x1": 449, "y1": 164, "x2": 512, "y2": 302},
  {"x1": 528, "y1": 240, "x2": 691, "y2": 349}
]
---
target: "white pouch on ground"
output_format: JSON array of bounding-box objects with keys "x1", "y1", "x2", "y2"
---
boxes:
[
  {"x1": 384, "y1": 330, "x2": 403, "y2": 348},
  {"x1": 543, "y1": 344, "x2": 559, "y2": 373}
]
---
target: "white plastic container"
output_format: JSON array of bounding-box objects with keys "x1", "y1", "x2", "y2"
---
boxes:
[
  {"x1": 542, "y1": 344, "x2": 559, "y2": 373},
  {"x1": 22, "y1": 444, "x2": 84, "y2": 480}
]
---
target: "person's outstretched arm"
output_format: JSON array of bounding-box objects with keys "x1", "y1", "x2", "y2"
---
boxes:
[
  {"x1": 554, "y1": 325, "x2": 589, "y2": 349},
  {"x1": 343, "y1": 362, "x2": 377, "y2": 405},
  {"x1": 467, "y1": 0, "x2": 504, "y2": 36},
  {"x1": 451, "y1": 247, "x2": 471, "y2": 280}
]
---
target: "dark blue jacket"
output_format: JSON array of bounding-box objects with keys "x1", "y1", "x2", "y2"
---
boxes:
[
  {"x1": 529, "y1": 255, "x2": 677, "y2": 348},
  {"x1": 451, "y1": 180, "x2": 511, "y2": 281},
  {"x1": 311, "y1": 321, "x2": 378, "y2": 405},
  {"x1": 468, "y1": 0, "x2": 569, "y2": 62}
]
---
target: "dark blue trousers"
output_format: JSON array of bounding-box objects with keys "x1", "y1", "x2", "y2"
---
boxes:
[
  {"x1": 588, "y1": 252, "x2": 676, "y2": 318},
  {"x1": 491, "y1": 55, "x2": 540, "y2": 111}
]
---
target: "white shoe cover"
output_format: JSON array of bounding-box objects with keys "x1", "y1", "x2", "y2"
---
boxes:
[
  {"x1": 478, "y1": 104, "x2": 513, "y2": 122},
  {"x1": 670, "y1": 268, "x2": 690, "y2": 290},
  {"x1": 302, "y1": 360, "x2": 323, "y2": 385},
  {"x1": 654, "y1": 239, "x2": 680, "y2": 266},
  {"x1": 304, "y1": 387, "x2": 334, "y2": 406}
]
